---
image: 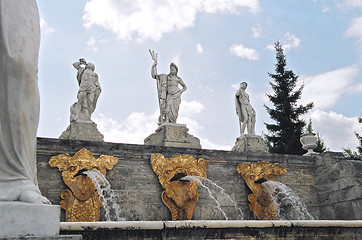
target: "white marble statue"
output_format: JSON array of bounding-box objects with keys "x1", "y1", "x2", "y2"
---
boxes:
[
  {"x1": 0, "y1": 0, "x2": 50, "y2": 204},
  {"x1": 149, "y1": 49, "x2": 187, "y2": 124},
  {"x1": 72, "y1": 58, "x2": 101, "y2": 122},
  {"x1": 235, "y1": 82, "x2": 256, "y2": 135}
]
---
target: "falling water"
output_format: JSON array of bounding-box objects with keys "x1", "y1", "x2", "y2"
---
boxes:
[
  {"x1": 181, "y1": 176, "x2": 244, "y2": 220},
  {"x1": 85, "y1": 169, "x2": 124, "y2": 221},
  {"x1": 262, "y1": 181, "x2": 314, "y2": 220}
]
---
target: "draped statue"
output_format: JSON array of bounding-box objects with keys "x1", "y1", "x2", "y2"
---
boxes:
[
  {"x1": 0, "y1": 0, "x2": 50, "y2": 204},
  {"x1": 149, "y1": 50, "x2": 187, "y2": 125},
  {"x1": 235, "y1": 82, "x2": 256, "y2": 135}
]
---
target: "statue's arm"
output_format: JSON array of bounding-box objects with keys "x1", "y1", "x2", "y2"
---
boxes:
[
  {"x1": 178, "y1": 78, "x2": 187, "y2": 93},
  {"x1": 73, "y1": 61, "x2": 81, "y2": 70},
  {"x1": 151, "y1": 63, "x2": 158, "y2": 79},
  {"x1": 73, "y1": 58, "x2": 86, "y2": 70},
  {"x1": 95, "y1": 74, "x2": 101, "y2": 90}
]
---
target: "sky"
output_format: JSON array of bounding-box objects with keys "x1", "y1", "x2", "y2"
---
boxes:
[{"x1": 36, "y1": 0, "x2": 362, "y2": 152}]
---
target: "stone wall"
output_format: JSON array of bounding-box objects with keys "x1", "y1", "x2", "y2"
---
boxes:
[
  {"x1": 36, "y1": 137, "x2": 362, "y2": 221},
  {"x1": 314, "y1": 152, "x2": 362, "y2": 220}
]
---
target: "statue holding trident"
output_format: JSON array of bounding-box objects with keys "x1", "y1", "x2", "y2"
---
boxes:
[{"x1": 149, "y1": 49, "x2": 187, "y2": 125}]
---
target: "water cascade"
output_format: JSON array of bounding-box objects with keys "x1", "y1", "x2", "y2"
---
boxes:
[
  {"x1": 85, "y1": 169, "x2": 125, "y2": 221},
  {"x1": 182, "y1": 175, "x2": 244, "y2": 220},
  {"x1": 262, "y1": 180, "x2": 314, "y2": 220}
]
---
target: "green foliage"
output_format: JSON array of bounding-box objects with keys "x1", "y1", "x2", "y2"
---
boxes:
[
  {"x1": 303, "y1": 118, "x2": 327, "y2": 153},
  {"x1": 264, "y1": 41, "x2": 314, "y2": 155},
  {"x1": 357, "y1": 116, "x2": 362, "y2": 155},
  {"x1": 343, "y1": 148, "x2": 362, "y2": 160},
  {"x1": 306, "y1": 118, "x2": 313, "y2": 133},
  {"x1": 344, "y1": 116, "x2": 362, "y2": 160},
  {"x1": 314, "y1": 132, "x2": 327, "y2": 153},
  {"x1": 262, "y1": 132, "x2": 272, "y2": 153}
]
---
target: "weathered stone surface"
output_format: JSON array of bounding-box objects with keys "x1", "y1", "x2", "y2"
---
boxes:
[
  {"x1": 36, "y1": 138, "x2": 362, "y2": 221},
  {"x1": 314, "y1": 152, "x2": 362, "y2": 220},
  {"x1": 231, "y1": 135, "x2": 268, "y2": 153},
  {"x1": 59, "y1": 221, "x2": 362, "y2": 240},
  {"x1": 144, "y1": 123, "x2": 201, "y2": 149},
  {"x1": 0, "y1": 202, "x2": 60, "y2": 238},
  {"x1": 59, "y1": 122, "x2": 104, "y2": 142},
  {"x1": 4, "y1": 236, "x2": 82, "y2": 240}
]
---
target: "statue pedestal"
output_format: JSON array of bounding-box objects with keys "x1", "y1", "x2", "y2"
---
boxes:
[
  {"x1": 0, "y1": 202, "x2": 59, "y2": 238},
  {"x1": 144, "y1": 123, "x2": 201, "y2": 149},
  {"x1": 232, "y1": 134, "x2": 268, "y2": 153},
  {"x1": 59, "y1": 121, "x2": 104, "y2": 142},
  {"x1": 0, "y1": 202, "x2": 82, "y2": 239}
]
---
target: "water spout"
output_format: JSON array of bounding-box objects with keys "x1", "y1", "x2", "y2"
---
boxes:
[
  {"x1": 262, "y1": 181, "x2": 314, "y2": 220},
  {"x1": 181, "y1": 176, "x2": 244, "y2": 220},
  {"x1": 85, "y1": 169, "x2": 125, "y2": 221}
]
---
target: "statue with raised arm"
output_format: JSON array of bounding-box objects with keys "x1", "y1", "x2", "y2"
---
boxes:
[
  {"x1": 235, "y1": 82, "x2": 256, "y2": 135},
  {"x1": 149, "y1": 49, "x2": 187, "y2": 124},
  {"x1": 72, "y1": 58, "x2": 101, "y2": 123},
  {"x1": 0, "y1": 0, "x2": 50, "y2": 204}
]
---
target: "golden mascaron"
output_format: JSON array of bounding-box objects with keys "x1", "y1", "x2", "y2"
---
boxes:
[
  {"x1": 237, "y1": 161, "x2": 287, "y2": 220},
  {"x1": 49, "y1": 148, "x2": 118, "y2": 222},
  {"x1": 150, "y1": 153, "x2": 208, "y2": 220}
]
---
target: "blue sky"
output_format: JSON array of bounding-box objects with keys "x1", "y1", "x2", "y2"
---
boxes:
[{"x1": 36, "y1": 0, "x2": 361, "y2": 152}]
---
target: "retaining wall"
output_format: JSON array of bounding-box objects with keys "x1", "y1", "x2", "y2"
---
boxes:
[{"x1": 36, "y1": 137, "x2": 362, "y2": 221}]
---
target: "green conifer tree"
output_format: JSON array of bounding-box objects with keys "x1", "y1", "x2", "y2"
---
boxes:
[
  {"x1": 264, "y1": 41, "x2": 313, "y2": 155},
  {"x1": 343, "y1": 116, "x2": 362, "y2": 160}
]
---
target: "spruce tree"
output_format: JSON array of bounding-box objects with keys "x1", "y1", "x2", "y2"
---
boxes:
[
  {"x1": 343, "y1": 116, "x2": 362, "y2": 160},
  {"x1": 264, "y1": 41, "x2": 313, "y2": 155}
]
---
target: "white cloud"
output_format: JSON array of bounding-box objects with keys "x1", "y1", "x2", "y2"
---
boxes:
[
  {"x1": 345, "y1": 16, "x2": 362, "y2": 42},
  {"x1": 94, "y1": 100, "x2": 229, "y2": 149},
  {"x1": 252, "y1": 24, "x2": 262, "y2": 38},
  {"x1": 284, "y1": 32, "x2": 301, "y2": 50},
  {"x1": 93, "y1": 112, "x2": 158, "y2": 143},
  {"x1": 196, "y1": 43, "x2": 203, "y2": 54},
  {"x1": 322, "y1": 7, "x2": 330, "y2": 13},
  {"x1": 83, "y1": 0, "x2": 260, "y2": 42},
  {"x1": 230, "y1": 43, "x2": 259, "y2": 60},
  {"x1": 198, "y1": 84, "x2": 214, "y2": 93},
  {"x1": 341, "y1": 0, "x2": 362, "y2": 8},
  {"x1": 198, "y1": 137, "x2": 232, "y2": 150},
  {"x1": 87, "y1": 37, "x2": 98, "y2": 52},
  {"x1": 267, "y1": 32, "x2": 301, "y2": 51},
  {"x1": 299, "y1": 65, "x2": 359, "y2": 109},
  {"x1": 179, "y1": 100, "x2": 205, "y2": 117},
  {"x1": 231, "y1": 83, "x2": 240, "y2": 90},
  {"x1": 307, "y1": 110, "x2": 361, "y2": 152},
  {"x1": 40, "y1": 18, "x2": 54, "y2": 35}
]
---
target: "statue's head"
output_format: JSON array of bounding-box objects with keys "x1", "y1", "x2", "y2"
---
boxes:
[
  {"x1": 240, "y1": 82, "x2": 247, "y2": 89},
  {"x1": 169, "y1": 62, "x2": 178, "y2": 75},
  {"x1": 86, "y1": 63, "x2": 95, "y2": 71}
]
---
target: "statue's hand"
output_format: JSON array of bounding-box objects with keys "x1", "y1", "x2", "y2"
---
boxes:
[{"x1": 149, "y1": 49, "x2": 158, "y2": 65}]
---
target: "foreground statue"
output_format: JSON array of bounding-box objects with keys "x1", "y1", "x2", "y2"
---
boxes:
[
  {"x1": 73, "y1": 58, "x2": 102, "y2": 123},
  {"x1": 149, "y1": 49, "x2": 187, "y2": 124},
  {"x1": 235, "y1": 82, "x2": 256, "y2": 135},
  {"x1": 0, "y1": 0, "x2": 50, "y2": 204}
]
